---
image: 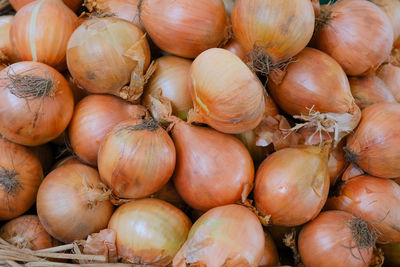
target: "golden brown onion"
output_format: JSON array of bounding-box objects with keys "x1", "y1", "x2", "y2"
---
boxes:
[
  {"x1": 0, "y1": 16, "x2": 17, "y2": 63},
  {"x1": 369, "y1": 0, "x2": 400, "y2": 43},
  {"x1": 376, "y1": 63, "x2": 400, "y2": 102},
  {"x1": 222, "y1": 38, "x2": 246, "y2": 60}
]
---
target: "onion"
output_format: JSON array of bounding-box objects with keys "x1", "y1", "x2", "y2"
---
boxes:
[
  {"x1": 254, "y1": 145, "x2": 330, "y2": 226},
  {"x1": 98, "y1": 119, "x2": 176, "y2": 199},
  {"x1": 0, "y1": 137, "x2": 43, "y2": 220},
  {"x1": 0, "y1": 16, "x2": 17, "y2": 63},
  {"x1": 171, "y1": 118, "x2": 254, "y2": 211},
  {"x1": 108, "y1": 198, "x2": 191, "y2": 265},
  {"x1": 259, "y1": 231, "x2": 279, "y2": 267},
  {"x1": 341, "y1": 163, "x2": 364, "y2": 182},
  {"x1": 349, "y1": 75, "x2": 396, "y2": 110},
  {"x1": 173, "y1": 204, "x2": 265, "y2": 266},
  {"x1": 139, "y1": 0, "x2": 227, "y2": 59},
  {"x1": 376, "y1": 63, "x2": 400, "y2": 102},
  {"x1": 10, "y1": 0, "x2": 79, "y2": 70},
  {"x1": 268, "y1": 47, "x2": 361, "y2": 144},
  {"x1": 150, "y1": 181, "x2": 186, "y2": 211},
  {"x1": 327, "y1": 175, "x2": 400, "y2": 243},
  {"x1": 10, "y1": 0, "x2": 82, "y2": 11},
  {"x1": 188, "y1": 48, "x2": 265, "y2": 134},
  {"x1": 67, "y1": 17, "x2": 151, "y2": 102},
  {"x1": 380, "y1": 242, "x2": 400, "y2": 266},
  {"x1": 0, "y1": 62, "x2": 74, "y2": 146},
  {"x1": 369, "y1": 0, "x2": 400, "y2": 43},
  {"x1": 142, "y1": 56, "x2": 193, "y2": 120},
  {"x1": 69, "y1": 94, "x2": 148, "y2": 166},
  {"x1": 298, "y1": 210, "x2": 374, "y2": 267},
  {"x1": 0, "y1": 215, "x2": 59, "y2": 250},
  {"x1": 345, "y1": 103, "x2": 400, "y2": 178},
  {"x1": 222, "y1": 38, "x2": 246, "y2": 60},
  {"x1": 29, "y1": 144, "x2": 53, "y2": 176},
  {"x1": 37, "y1": 163, "x2": 114, "y2": 243},
  {"x1": 314, "y1": 0, "x2": 393, "y2": 76}
]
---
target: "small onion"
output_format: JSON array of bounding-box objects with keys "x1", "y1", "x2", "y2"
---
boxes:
[
  {"x1": 314, "y1": 0, "x2": 394, "y2": 76},
  {"x1": 108, "y1": 198, "x2": 191, "y2": 265},
  {"x1": 173, "y1": 204, "x2": 265, "y2": 266},
  {"x1": 189, "y1": 48, "x2": 265, "y2": 134},
  {"x1": 0, "y1": 62, "x2": 74, "y2": 146},
  {"x1": 139, "y1": 0, "x2": 227, "y2": 58},
  {"x1": 37, "y1": 163, "x2": 114, "y2": 243},
  {"x1": 380, "y1": 242, "x2": 400, "y2": 266},
  {"x1": 98, "y1": 119, "x2": 176, "y2": 199},
  {"x1": 0, "y1": 16, "x2": 17, "y2": 63},
  {"x1": 259, "y1": 231, "x2": 279, "y2": 267},
  {"x1": 10, "y1": 0, "x2": 82, "y2": 11},
  {"x1": 298, "y1": 210, "x2": 374, "y2": 267},
  {"x1": 376, "y1": 63, "x2": 400, "y2": 102},
  {"x1": 222, "y1": 38, "x2": 246, "y2": 60},
  {"x1": 369, "y1": 0, "x2": 400, "y2": 43},
  {"x1": 10, "y1": 0, "x2": 79, "y2": 70},
  {"x1": 0, "y1": 137, "x2": 43, "y2": 220},
  {"x1": 69, "y1": 94, "x2": 148, "y2": 166},
  {"x1": 254, "y1": 145, "x2": 330, "y2": 226},
  {"x1": 327, "y1": 175, "x2": 400, "y2": 243}
]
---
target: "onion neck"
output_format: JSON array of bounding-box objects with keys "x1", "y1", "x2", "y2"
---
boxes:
[
  {"x1": 10, "y1": 235, "x2": 29, "y2": 249},
  {"x1": 315, "y1": 4, "x2": 333, "y2": 32},
  {"x1": 7, "y1": 69, "x2": 55, "y2": 99},
  {"x1": 0, "y1": 167, "x2": 22, "y2": 196},
  {"x1": 349, "y1": 216, "x2": 378, "y2": 250},
  {"x1": 82, "y1": 177, "x2": 111, "y2": 209}
]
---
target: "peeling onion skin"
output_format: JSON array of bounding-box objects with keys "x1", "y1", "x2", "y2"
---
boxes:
[
  {"x1": 376, "y1": 63, "x2": 400, "y2": 102},
  {"x1": 173, "y1": 204, "x2": 265, "y2": 267}
]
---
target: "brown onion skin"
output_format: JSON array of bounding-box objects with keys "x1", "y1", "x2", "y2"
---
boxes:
[
  {"x1": 314, "y1": 0, "x2": 393, "y2": 76},
  {"x1": 380, "y1": 242, "x2": 400, "y2": 266},
  {"x1": 349, "y1": 75, "x2": 396, "y2": 110},
  {"x1": 0, "y1": 138, "x2": 43, "y2": 220},
  {"x1": 222, "y1": 38, "x2": 246, "y2": 60},
  {"x1": 376, "y1": 64, "x2": 400, "y2": 102},
  {"x1": 98, "y1": 119, "x2": 176, "y2": 199},
  {"x1": 37, "y1": 163, "x2": 114, "y2": 243},
  {"x1": 259, "y1": 231, "x2": 279, "y2": 267},
  {"x1": 10, "y1": 0, "x2": 82, "y2": 11},
  {"x1": 172, "y1": 119, "x2": 254, "y2": 211},
  {"x1": 345, "y1": 103, "x2": 400, "y2": 178},
  {"x1": 369, "y1": 0, "x2": 400, "y2": 43},
  {"x1": 139, "y1": 0, "x2": 227, "y2": 59},
  {"x1": 0, "y1": 215, "x2": 60, "y2": 250},
  {"x1": 108, "y1": 198, "x2": 191, "y2": 265},
  {"x1": 69, "y1": 95, "x2": 148, "y2": 166},
  {"x1": 0, "y1": 62, "x2": 74, "y2": 146},
  {"x1": 298, "y1": 210, "x2": 373, "y2": 267},
  {"x1": 0, "y1": 16, "x2": 17, "y2": 63}
]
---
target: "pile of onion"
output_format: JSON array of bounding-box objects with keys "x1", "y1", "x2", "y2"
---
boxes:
[
  {"x1": 0, "y1": 62, "x2": 74, "y2": 146},
  {"x1": 171, "y1": 118, "x2": 254, "y2": 211},
  {"x1": 108, "y1": 198, "x2": 191, "y2": 265},
  {"x1": 0, "y1": 16, "x2": 17, "y2": 63},
  {"x1": 0, "y1": 137, "x2": 43, "y2": 220},
  {"x1": 376, "y1": 63, "x2": 400, "y2": 102},
  {"x1": 67, "y1": 17, "x2": 151, "y2": 102},
  {"x1": 173, "y1": 204, "x2": 265, "y2": 266},
  {"x1": 139, "y1": 0, "x2": 227, "y2": 58},
  {"x1": 314, "y1": 0, "x2": 393, "y2": 76},
  {"x1": 69, "y1": 95, "x2": 148, "y2": 166},
  {"x1": 10, "y1": 0, "x2": 82, "y2": 11},
  {"x1": 188, "y1": 48, "x2": 265, "y2": 134},
  {"x1": 37, "y1": 163, "x2": 114, "y2": 243}
]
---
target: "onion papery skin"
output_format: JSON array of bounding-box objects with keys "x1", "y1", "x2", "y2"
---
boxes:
[
  {"x1": 0, "y1": 215, "x2": 59, "y2": 250},
  {"x1": 232, "y1": 0, "x2": 314, "y2": 62},
  {"x1": 259, "y1": 231, "x2": 279, "y2": 267},
  {"x1": 189, "y1": 48, "x2": 265, "y2": 134},
  {"x1": 139, "y1": 0, "x2": 227, "y2": 59},
  {"x1": 172, "y1": 119, "x2": 254, "y2": 211},
  {"x1": 380, "y1": 242, "x2": 400, "y2": 266},
  {"x1": 0, "y1": 138, "x2": 43, "y2": 220},
  {"x1": 254, "y1": 145, "x2": 330, "y2": 226},
  {"x1": 173, "y1": 204, "x2": 265, "y2": 267},
  {"x1": 69, "y1": 94, "x2": 148, "y2": 166},
  {"x1": 108, "y1": 198, "x2": 191, "y2": 265},
  {"x1": 67, "y1": 17, "x2": 150, "y2": 100},
  {"x1": 369, "y1": 0, "x2": 400, "y2": 43},
  {"x1": 142, "y1": 56, "x2": 193, "y2": 119},
  {"x1": 222, "y1": 38, "x2": 246, "y2": 60},
  {"x1": 314, "y1": 0, "x2": 393, "y2": 76},
  {"x1": 349, "y1": 75, "x2": 396, "y2": 110},
  {"x1": 345, "y1": 103, "x2": 400, "y2": 178},
  {"x1": 298, "y1": 210, "x2": 373, "y2": 267},
  {"x1": 0, "y1": 62, "x2": 74, "y2": 146},
  {"x1": 98, "y1": 119, "x2": 176, "y2": 199},
  {"x1": 37, "y1": 163, "x2": 114, "y2": 243},
  {"x1": 10, "y1": 0, "x2": 82, "y2": 11},
  {"x1": 10, "y1": 0, "x2": 78, "y2": 70},
  {"x1": 0, "y1": 16, "x2": 17, "y2": 63},
  {"x1": 376, "y1": 63, "x2": 400, "y2": 102}
]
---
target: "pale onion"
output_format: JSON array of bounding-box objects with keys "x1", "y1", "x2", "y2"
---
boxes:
[
  {"x1": 10, "y1": 0, "x2": 82, "y2": 11},
  {"x1": 188, "y1": 48, "x2": 265, "y2": 134},
  {"x1": 376, "y1": 63, "x2": 400, "y2": 102},
  {"x1": 108, "y1": 198, "x2": 191, "y2": 265},
  {"x1": 222, "y1": 38, "x2": 246, "y2": 60},
  {"x1": 0, "y1": 16, "x2": 17, "y2": 63},
  {"x1": 369, "y1": 0, "x2": 400, "y2": 43}
]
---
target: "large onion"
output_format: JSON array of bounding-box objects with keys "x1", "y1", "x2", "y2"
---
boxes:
[
  {"x1": 173, "y1": 204, "x2": 265, "y2": 266},
  {"x1": 188, "y1": 48, "x2": 265, "y2": 134},
  {"x1": 0, "y1": 16, "x2": 17, "y2": 63},
  {"x1": 10, "y1": 0, "x2": 82, "y2": 11},
  {"x1": 376, "y1": 63, "x2": 400, "y2": 102},
  {"x1": 171, "y1": 118, "x2": 254, "y2": 211},
  {"x1": 0, "y1": 62, "x2": 74, "y2": 146},
  {"x1": 108, "y1": 198, "x2": 191, "y2": 265},
  {"x1": 369, "y1": 0, "x2": 400, "y2": 43},
  {"x1": 69, "y1": 95, "x2": 148, "y2": 166},
  {"x1": 0, "y1": 138, "x2": 43, "y2": 220},
  {"x1": 314, "y1": 0, "x2": 393, "y2": 76},
  {"x1": 254, "y1": 145, "x2": 330, "y2": 226},
  {"x1": 37, "y1": 163, "x2": 114, "y2": 243}
]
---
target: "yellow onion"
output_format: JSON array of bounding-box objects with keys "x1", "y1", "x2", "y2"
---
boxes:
[
  {"x1": 67, "y1": 17, "x2": 151, "y2": 102},
  {"x1": 376, "y1": 63, "x2": 400, "y2": 102},
  {"x1": 0, "y1": 137, "x2": 43, "y2": 220},
  {"x1": 314, "y1": 0, "x2": 394, "y2": 76},
  {"x1": 10, "y1": 0, "x2": 79, "y2": 70},
  {"x1": 173, "y1": 204, "x2": 265, "y2": 266},
  {"x1": 222, "y1": 38, "x2": 246, "y2": 60},
  {"x1": 369, "y1": 0, "x2": 400, "y2": 43},
  {"x1": 10, "y1": 0, "x2": 82, "y2": 11},
  {"x1": 380, "y1": 243, "x2": 400, "y2": 266},
  {"x1": 341, "y1": 163, "x2": 364, "y2": 182},
  {"x1": 188, "y1": 48, "x2": 265, "y2": 134},
  {"x1": 259, "y1": 231, "x2": 279, "y2": 267},
  {"x1": 139, "y1": 0, "x2": 227, "y2": 58},
  {"x1": 0, "y1": 16, "x2": 17, "y2": 63},
  {"x1": 254, "y1": 145, "x2": 330, "y2": 226}
]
